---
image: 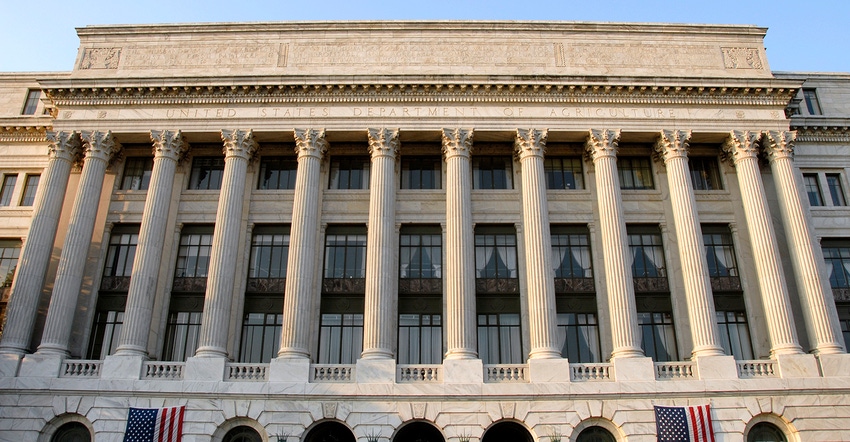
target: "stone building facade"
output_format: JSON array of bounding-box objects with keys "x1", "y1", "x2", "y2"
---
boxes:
[{"x1": 0, "y1": 21, "x2": 848, "y2": 441}]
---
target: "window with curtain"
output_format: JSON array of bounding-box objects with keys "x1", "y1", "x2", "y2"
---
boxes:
[
  {"x1": 638, "y1": 310, "x2": 678, "y2": 362},
  {"x1": 689, "y1": 157, "x2": 723, "y2": 190},
  {"x1": 398, "y1": 313, "x2": 442, "y2": 364},
  {"x1": 618, "y1": 156, "x2": 654, "y2": 190},
  {"x1": 474, "y1": 227, "x2": 518, "y2": 279},
  {"x1": 239, "y1": 310, "x2": 282, "y2": 363},
  {"x1": 477, "y1": 313, "x2": 523, "y2": 364},
  {"x1": 703, "y1": 226, "x2": 739, "y2": 277},
  {"x1": 716, "y1": 309, "x2": 754, "y2": 360},
  {"x1": 556, "y1": 312, "x2": 601, "y2": 363},
  {"x1": 257, "y1": 156, "x2": 297, "y2": 190},
  {"x1": 399, "y1": 226, "x2": 441, "y2": 279},
  {"x1": 551, "y1": 227, "x2": 593, "y2": 278},
  {"x1": 120, "y1": 157, "x2": 154, "y2": 190},
  {"x1": 318, "y1": 312, "x2": 363, "y2": 364},
  {"x1": 401, "y1": 157, "x2": 441, "y2": 189},
  {"x1": 628, "y1": 227, "x2": 667, "y2": 278},
  {"x1": 472, "y1": 156, "x2": 513, "y2": 190},
  {"x1": 86, "y1": 295, "x2": 125, "y2": 360},
  {"x1": 544, "y1": 157, "x2": 584, "y2": 190},
  {"x1": 162, "y1": 295, "x2": 204, "y2": 362},
  {"x1": 329, "y1": 157, "x2": 370, "y2": 190}
]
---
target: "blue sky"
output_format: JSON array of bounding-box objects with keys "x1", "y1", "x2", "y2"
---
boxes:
[{"x1": 1, "y1": 0, "x2": 847, "y2": 73}]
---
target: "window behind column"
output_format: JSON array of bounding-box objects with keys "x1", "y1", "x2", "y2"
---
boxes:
[
  {"x1": 188, "y1": 155, "x2": 225, "y2": 190},
  {"x1": 475, "y1": 225, "x2": 522, "y2": 364},
  {"x1": 401, "y1": 157, "x2": 441, "y2": 190},
  {"x1": 689, "y1": 157, "x2": 723, "y2": 190},
  {"x1": 618, "y1": 156, "x2": 654, "y2": 190},
  {"x1": 0, "y1": 239, "x2": 22, "y2": 339},
  {"x1": 329, "y1": 156, "x2": 370, "y2": 190},
  {"x1": 165, "y1": 225, "x2": 213, "y2": 361},
  {"x1": 257, "y1": 156, "x2": 297, "y2": 190},
  {"x1": 472, "y1": 156, "x2": 513, "y2": 190},
  {"x1": 398, "y1": 225, "x2": 443, "y2": 364},
  {"x1": 822, "y1": 239, "x2": 850, "y2": 350},
  {"x1": 120, "y1": 157, "x2": 154, "y2": 191},
  {"x1": 544, "y1": 157, "x2": 584, "y2": 190}
]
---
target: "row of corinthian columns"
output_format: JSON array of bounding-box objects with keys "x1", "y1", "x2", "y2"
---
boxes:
[{"x1": 0, "y1": 127, "x2": 844, "y2": 361}]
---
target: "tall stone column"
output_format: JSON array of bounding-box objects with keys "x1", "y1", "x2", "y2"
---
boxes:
[
  {"x1": 722, "y1": 130, "x2": 803, "y2": 356},
  {"x1": 278, "y1": 129, "x2": 327, "y2": 359},
  {"x1": 114, "y1": 130, "x2": 188, "y2": 357},
  {"x1": 442, "y1": 128, "x2": 477, "y2": 360},
  {"x1": 0, "y1": 132, "x2": 81, "y2": 355},
  {"x1": 515, "y1": 129, "x2": 560, "y2": 359},
  {"x1": 585, "y1": 129, "x2": 643, "y2": 359},
  {"x1": 763, "y1": 130, "x2": 845, "y2": 355},
  {"x1": 37, "y1": 131, "x2": 121, "y2": 356},
  {"x1": 361, "y1": 128, "x2": 399, "y2": 360},
  {"x1": 654, "y1": 130, "x2": 725, "y2": 358},
  {"x1": 194, "y1": 129, "x2": 257, "y2": 358}
]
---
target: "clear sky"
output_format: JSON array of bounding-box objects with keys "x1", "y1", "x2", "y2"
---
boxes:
[{"x1": 1, "y1": 0, "x2": 847, "y2": 73}]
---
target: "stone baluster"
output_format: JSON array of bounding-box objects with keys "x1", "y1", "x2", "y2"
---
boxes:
[
  {"x1": 0, "y1": 132, "x2": 82, "y2": 355},
  {"x1": 361, "y1": 128, "x2": 399, "y2": 359},
  {"x1": 37, "y1": 131, "x2": 121, "y2": 356},
  {"x1": 654, "y1": 130, "x2": 725, "y2": 358},
  {"x1": 763, "y1": 130, "x2": 845, "y2": 354},
  {"x1": 585, "y1": 129, "x2": 644, "y2": 359},
  {"x1": 515, "y1": 128, "x2": 560, "y2": 359},
  {"x1": 442, "y1": 128, "x2": 477, "y2": 360},
  {"x1": 722, "y1": 130, "x2": 803, "y2": 356},
  {"x1": 114, "y1": 130, "x2": 188, "y2": 357},
  {"x1": 278, "y1": 129, "x2": 328, "y2": 359},
  {"x1": 194, "y1": 129, "x2": 257, "y2": 358}
]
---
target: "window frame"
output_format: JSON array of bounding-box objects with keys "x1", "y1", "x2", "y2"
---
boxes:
[
  {"x1": 0, "y1": 174, "x2": 16, "y2": 207},
  {"x1": 120, "y1": 157, "x2": 154, "y2": 191},
  {"x1": 257, "y1": 156, "x2": 297, "y2": 190},
  {"x1": 689, "y1": 156, "x2": 723, "y2": 191},
  {"x1": 21, "y1": 90, "x2": 40, "y2": 115},
  {"x1": 188, "y1": 156, "x2": 226, "y2": 190},
  {"x1": 472, "y1": 156, "x2": 514, "y2": 190},
  {"x1": 328, "y1": 156, "x2": 370, "y2": 190},
  {"x1": 174, "y1": 226, "x2": 214, "y2": 278},
  {"x1": 544, "y1": 156, "x2": 584, "y2": 190},
  {"x1": 618, "y1": 156, "x2": 654, "y2": 190},
  {"x1": 803, "y1": 88, "x2": 822, "y2": 116},
  {"x1": 400, "y1": 157, "x2": 442, "y2": 190}
]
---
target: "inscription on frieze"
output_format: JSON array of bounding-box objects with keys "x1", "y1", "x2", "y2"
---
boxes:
[
  {"x1": 120, "y1": 44, "x2": 284, "y2": 69},
  {"x1": 291, "y1": 42, "x2": 556, "y2": 67},
  {"x1": 79, "y1": 48, "x2": 121, "y2": 70},
  {"x1": 564, "y1": 43, "x2": 718, "y2": 69},
  {"x1": 721, "y1": 47, "x2": 764, "y2": 70}
]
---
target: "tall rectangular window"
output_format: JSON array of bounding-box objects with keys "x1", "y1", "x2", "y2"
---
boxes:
[
  {"x1": 803, "y1": 173, "x2": 824, "y2": 206},
  {"x1": 323, "y1": 227, "x2": 367, "y2": 279},
  {"x1": 401, "y1": 157, "x2": 441, "y2": 189},
  {"x1": 472, "y1": 156, "x2": 513, "y2": 190},
  {"x1": 86, "y1": 307, "x2": 124, "y2": 360},
  {"x1": 120, "y1": 157, "x2": 154, "y2": 190},
  {"x1": 544, "y1": 157, "x2": 584, "y2": 190},
  {"x1": 0, "y1": 240, "x2": 21, "y2": 287},
  {"x1": 103, "y1": 228, "x2": 139, "y2": 277},
  {"x1": 628, "y1": 228, "x2": 667, "y2": 278},
  {"x1": 318, "y1": 313, "x2": 363, "y2": 364},
  {"x1": 703, "y1": 227, "x2": 739, "y2": 277},
  {"x1": 823, "y1": 240, "x2": 850, "y2": 289},
  {"x1": 826, "y1": 174, "x2": 847, "y2": 206},
  {"x1": 189, "y1": 157, "x2": 225, "y2": 190},
  {"x1": 163, "y1": 309, "x2": 203, "y2": 362},
  {"x1": 618, "y1": 157, "x2": 654, "y2": 190},
  {"x1": 258, "y1": 157, "x2": 297, "y2": 190},
  {"x1": 19, "y1": 175, "x2": 39, "y2": 207},
  {"x1": 22, "y1": 90, "x2": 40, "y2": 115},
  {"x1": 551, "y1": 227, "x2": 593, "y2": 279},
  {"x1": 399, "y1": 227, "x2": 442, "y2": 279},
  {"x1": 716, "y1": 309, "x2": 754, "y2": 360},
  {"x1": 474, "y1": 228, "x2": 518, "y2": 279},
  {"x1": 477, "y1": 313, "x2": 522, "y2": 364},
  {"x1": 398, "y1": 313, "x2": 442, "y2": 364},
  {"x1": 803, "y1": 88, "x2": 822, "y2": 115},
  {"x1": 689, "y1": 157, "x2": 722, "y2": 190},
  {"x1": 239, "y1": 311, "x2": 283, "y2": 363},
  {"x1": 0, "y1": 175, "x2": 16, "y2": 206},
  {"x1": 329, "y1": 157, "x2": 370, "y2": 190},
  {"x1": 638, "y1": 311, "x2": 678, "y2": 362},
  {"x1": 248, "y1": 227, "x2": 290, "y2": 279},
  {"x1": 175, "y1": 228, "x2": 214, "y2": 278},
  {"x1": 557, "y1": 312, "x2": 601, "y2": 363}
]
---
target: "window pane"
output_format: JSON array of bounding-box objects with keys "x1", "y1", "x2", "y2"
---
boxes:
[
  {"x1": 400, "y1": 227, "x2": 442, "y2": 279},
  {"x1": 0, "y1": 240, "x2": 22, "y2": 287},
  {"x1": 239, "y1": 312, "x2": 283, "y2": 363},
  {"x1": 22, "y1": 90, "x2": 40, "y2": 115},
  {"x1": 702, "y1": 226, "x2": 739, "y2": 278},
  {"x1": 398, "y1": 313, "x2": 443, "y2": 364},
  {"x1": 401, "y1": 158, "x2": 441, "y2": 189},
  {"x1": 19, "y1": 175, "x2": 39, "y2": 206},
  {"x1": 0, "y1": 175, "x2": 16, "y2": 206},
  {"x1": 329, "y1": 158, "x2": 370, "y2": 189},
  {"x1": 318, "y1": 313, "x2": 363, "y2": 364},
  {"x1": 638, "y1": 311, "x2": 678, "y2": 361},
  {"x1": 175, "y1": 229, "x2": 214, "y2": 277},
  {"x1": 803, "y1": 88, "x2": 822, "y2": 115},
  {"x1": 628, "y1": 229, "x2": 667, "y2": 278},
  {"x1": 189, "y1": 157, "x2": 225, "y2": 190},
  {"x1": 826, "y1": 174, "x2": 846, "y2": 206},
  {"x1": 477, "y1": 313, "x2": 523, "y2": 364},
  {"x1": 258, "y1": 157, "x2": 297, "y2": 190},
  {"x1": 803, "y1": 174, "x2": 824, "y2": 206},
  {"x1": 475, "y1": 231, "x2": 518, "y2": 279},
  {"x1": 472, "y1": 157, "x2": 513, "y2": 190},
  {"x1": 120, "y1": 157, "x2": 154, "y2": 190},
  {"x1": 163, "y1": 311, "x2": 202, "y2": 361},
  {"x1": 618, "y1": 157, "x2": 654, "y2": 190},
  {"x1": 248, "y1": 228, "x2": 290, "y2": 278},
  {"x1": 557, "y1": 312, "x2": 601, "y2": 363},
  {"x1": 323, "y1": 228, "x2": 367, "y2": 278},
  {"x1": 103, "y1": 229, "x2": 139, "y2": 277},
  {"x1": 544, "y1": 157, "x2": 583, "y2": 190},
  {"x1": 716, "y1": 310, "x2": 754, "y2": 360},
  {"x1": 689, "y1": 157, "x2": 722, "y2": 191},
  {"x1": 823, "y1": 241, "x2": 850, "y2": 288},
  {"x1": 551, "y1": 229, "x2": 593, "y2": 278}
]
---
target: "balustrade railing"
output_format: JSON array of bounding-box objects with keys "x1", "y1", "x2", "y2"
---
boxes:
[
  {"x1": 655, "y1": 361, "x2": 695, "y2": 380},
  {"x1": 569, "y1": 363, "x2": 612, "y2": 381},
  {"x1": 737, "y1": 360, "x2": 777, "y2": 378},
  {"x1": 227, "y1": 363, "x2": 268, "y2": 381},
  {"x1": 143, "y1": 362, "x2": 185, "y2": 380},
  {"x1": 397, "y1": 365, "x2": 441, "y2": 382},
  {"x1": 485, "y1": 364, "x2": 527, "y2": 382},
  {"x1": 61, "y1": 360, "x2": 102, "y2": 378},
  {"x1": 311, "y1": 365, "x2": 354, "y2": 382}
]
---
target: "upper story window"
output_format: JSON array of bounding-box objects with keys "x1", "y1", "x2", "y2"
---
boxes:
[
  {"x1": 21, "y1": 90, "x2": 40, "y2": 115},
  {"x1": 544, "y1": 157, "x2": 584, "y2": 190},
  {"x1": 323, "y1": 226, "x2": 367, "y2": 279},
  {"x1": 551, "y1": 226, "x2": 593, "y2": 279},
  {"x1": 120, "y1": 157, "x2": 153, "y2": 191},
  {"x1": 804, "y1": 173, "x2": 824, "y2": 206},
  {"x1": 0, "y1": 175, "x2": 16, "y2": 206},
  {"x1": 474, "y1": 226, "x2": 518, "y2": 279},
  {"x1": 19, "y1": 175, "x2": 39, "y2": 206},
  {"x1": 0, "y1": 240, "x2": 21, "y2": 287},
  {"x1": 823, "y1": 239, "x2": 850, "y2": 289},
  {"x1": 103, "y1": 227, "x2": 139, "y2": 277},
  {"x1": 175, "y1": 227, "x2": 213, "y2": 278},
  {"x1": 329, "y1": 157, "x2": 370, "y2": 190},
  {"x1": 826, "y1": 174, "x2": 847, "y2": 206},
  {"x1": 258, "y1": 157, "x2": 297, "y2": 190},
  {"x1": 703, "y1": 226, "x2": 739, "y2": 277},
  {"x1": 472, "y1": 156, "x2": 513, "y2": 190},
  {"x1": 401, "y1": 157, "x2": 441, "y2": 190},
  {"x1": 804, "y1": 172, "x2": 847, "y2": 207},
  {"x1": 189, "y1": 157, "x2": 225, "y2": 190},
  {"x1": 803, "y1": 88, "x2": 822, "y2": 115},
  {"x1": 628, "y1": 227, "x2": 667, "y2": 278},
  {"x1": 248, "y1": 226, "x2": 290, "y2": 279},
  {"x1": 689, "y1": 157, "x2": 723, "y2": 190},
  {"x1": 399, "y1": 226, "x2": 442, "y2": 279},
  {"x1": 618, "y1": 156, "x2": 654, "y2": 190}
]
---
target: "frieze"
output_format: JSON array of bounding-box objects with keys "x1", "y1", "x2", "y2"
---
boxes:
[
  {"x1": 79, "y1": 48, "x2": 121, "y2": 70},
  {"x1": 118, "y1": 44, "x2": 283, "y2": 69},
  {"x1": 564, "y1": 43, "x2": 719, "y2": 70},
  {"x1": 291, "y1": 42, "x2": 555, "y2": 67},
  {"x1": 721, "y1": 47, "x2": 764, "y2": 70}
]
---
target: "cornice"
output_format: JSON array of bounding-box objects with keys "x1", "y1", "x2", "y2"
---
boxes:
[
  {"x1": 0, "y1": 119, "x2": 52, "y2": 142},
  {"x1": 792, "y1": 126, "x2": 850, "y2": 143}
]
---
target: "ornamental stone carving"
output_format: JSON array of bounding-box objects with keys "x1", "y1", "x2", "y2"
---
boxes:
[
  {"x1": 515, "y1": 128, "x2": 548, "y2": 159},
  {"x1": 150, "y1": 130, "x2": 189, "y2": 163},
  {"x1": 763, "y1": 131, "x2": 797, "y2": 163},
  {"x1": 722, "y1": 130, "x2": 761, "y2": 165},
  {"x1": 367, "y1": 128, "x2": 400, "y2": 158},
  {"x1": 79, "y1": 48, "x2": 121, "y2": 69},
  {"x1": 721, "y1": 47, "x2": 763, "y2": 70},
  {"x1": 441, "y1": 128, "x2": 474, "y2": 158},
  {"x1": 584, "y1": 129, "x2": 621, "y2": 161},
  {"x1": 220, "y1": 129, "x2": 258, "y2": 160},
  {"x1": 654, "y1": 129, "x2": 692, "y2": 163},
  {"x1": 46, "y1": 131, "x2": 82, "y2": 163},
  {"x1": 80, "y1": 130, "x2": 121, "y2": 164},
  {"x1": 293, "y1": 128, "x2": 329, "y2": 159}
]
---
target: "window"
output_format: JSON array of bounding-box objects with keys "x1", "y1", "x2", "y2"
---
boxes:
[
  {"x1": 629, "y1": 228, "x2": 667, "y2": 278},
  {"x1": 822, "y1": 240, "x2": 850, "y2": 289},
  {"x1": 474, "y1": 228, "x2": 518, "y2": 279},
  {"x1": 826, "y1": 174, "x2": 847, "y2": 206},
  {"x1": 477, "y1": 313, "x2": 523, "y2": 364},
  {"x1": 0, "y1": 175, "x2": 16, "y2": 206},
  {"x1": 19, "y1": 175, "x2": 39, "y2": 206},
  {"x1": 401, "y1": 157, "x2": 441, "y2": 189},
  {"x1": 551, "y1": 227, "x2": 593, "y2": 279},
  {"x1": 103, "y1": 229, "x2": 139, "y2": 277},
  {"x1": 175, "y1": 228, "x2": 213, "y2": 278},
  {"x1": 803, "y1": 88, "x2": 822, "y2": 116},
  {"x1": 399, "y1": 226, "x2": 442, "y2": 279},
  {"x1": 557, "y1": 312, "x2": 601, "y2": 363},
  {"x1": 189, "y1": 157, "x2": 225, "y2": 190},
  {"x1": 618, "y1": 156, "x2": 654, "y2": 190},
  {"x1": 576, "y1": 427, "x2": 617, "y2": 442},
  {"x1": 839, "y1": 304, "x2": 850, "y2": 352},
  {"x1": 318, "y1": 313, "x2": 363, "y2": 364},
  {"x1": 638, "y1": 310, "x2": 678, "y2": 362},
  {"x1": 716, "y1": 309, "x2": 754, "y2": 360},
  {"x1": 120, "y1": 157, "x2": 153, "y2": 190},
  {"x1": 50, "y1": 422, "x2": 92, "y2": 442},
  {"x1": 0, "y1": 240, "x2": 21, "y2": 287},
  {"x1": 223, "y1": 426, "x2": 263, "y2": 442},
  {"x1": 544, "y1": 157, "x2": 584, "y2": 190},
  {"x1": 329, "y1": 157, "x2": 370, "y2": 189},
  {"x1": 803, "y1": 173, "x2": 824, "y2": 206},
  {"x1": 703, "y1": 227, "x2": 739, "y2": 277},
  {"x1": 257, "y1": 156, "x2": 297, "y2": 190},
  {"x1": 689, "y1": 157, "x2": 723, "y2": 190},
  {"x1": 323, "y1": 227, "x2": 367, "y2": 279},
  {"x1": 239, "y1": 311, "x2": 282, "y2": 363},
  {"x1": 747, "y1": 422, "x2": 787, "y2": 442},
  {"x1": 86, "y1": 303, "x2": 124, "y2": 359},
  {"x1": 248, "y1": 227, "x2": 290, "y2": 279},
  {"x1": 398, "y1": 313, "x2": 442, "y2": 364},
  {"x1": 472, "y1": 156, "x2": 513, "y2": 189},
  {"x1": 22, "y1": 90, "x2": 40, "y2": 115},
  {"x1": 163, "y1": 295, "x2": 204, "y2": 362}
]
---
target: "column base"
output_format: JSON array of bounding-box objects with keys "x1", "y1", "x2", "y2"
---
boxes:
[
  {"x1": 776, "y1": 353, "x2": 819, "y2": 378},
  {"x1": 528, "y1": 358, "x2": 570, "y2": 383},
  {"x1": 612, "y1": 357, "x2": 654, "y2": 382},
  {"x1": 443, "y1": 358, "x2": 484, "y2": 384},
  {"x1": 269, "y1": 357, "x2": 311, "y2": 382},
  {"x1": 0, "y1": 353, "x2": 22, "y2": 377},
  {"x1": 694, "y1": 355, "x2": 738, "y2": 380},
  {"x1": 19, "y1": 353, "x2": 64, "y2": 378},
  {"x1": 184, "y1": 356, "x2": 226, "y2": 381},
  {"x1": 356, "y1": 358, "x2": 396, "y2": 383},
  {"x1": 818, "y1": 353, "x2": 850, "y2": 377},
  {"x1": 101, "y1": 354, "x2": 145, "y2": 380}
]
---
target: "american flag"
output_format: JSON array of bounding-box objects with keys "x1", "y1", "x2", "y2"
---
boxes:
[
  {"x1": 123, "y1": 406, "x2": 185, "y2": 442},
  {"x1": 654, "y1": 404, "x2": 715, "y2": 442}
]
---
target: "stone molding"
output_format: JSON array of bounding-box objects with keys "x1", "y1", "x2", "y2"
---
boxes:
[
  {"x1": 366, "y1": 128, "x2": 400, "y2": 158},
  {"x1": 220, "y1": 129, "x2": 258, "y2": 160},
  {"x1": 762, "y1": 130, "x2": 797, "y2": 163},
  {"x1": 441, "y1": 129, "x2": 473, "y2": 159},
  {"x1": 514, "y1": 129, "x2": 548, "y2": 159},
  {"x1": 293, "y1": 129, "x2": 328, "y2": 159},
  {"x1": 0, "y1": 125, "x2": 51, "y2": 143},
  {"x1": 585, "y1": 129, "x2": 621, "y2": 161},
  {"x1": 46, "y1": 131, "x2": 82, "y2": 163},
  {"x1": 654, "y1": 129, "x2": 692, "y2": 163},
  {"x1": 150, "y1": 130, "x2": 189, "y2": 163},
  {"x1": 721, "y1": 130, "x2": 761, "y2": 165}
]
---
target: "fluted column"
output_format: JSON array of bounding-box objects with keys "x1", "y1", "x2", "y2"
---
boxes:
[
  {"x1": 0, "y1": 132, "x2": 81, "y2": 355},
  {"x1": 763, "y1": 130, "x2": 845, "y2": 354},
  {"x1": 194, "y1": 129, "x2": 257, "y2": 358},
  {"x1": 114, "y1": 130, "x2": 188, "y2": 357},
  {"x1": 722, "y1": 130, "x2": 803, "y2": 356},
  {"x1": 655, "y1": 130, "x2": 725, "y2": 358},
  {"x1": 442, "y1": 128, "x2": 477, "y2": 360},
  {"x1": 361, "y1": 128, "x2": 399, "y2": 359},
  {"x1": 279, "y1": 129, "x2": 328, "y2": 359},
  {"x1": 37, "y1": 131, "x2": 121, "y2": 356},
  {"x1": 515, "y1": 129, "x2": 560, "y2": 359},
  {"x1": 585, "y1": 129, "x2": 643, "y2": 359}
]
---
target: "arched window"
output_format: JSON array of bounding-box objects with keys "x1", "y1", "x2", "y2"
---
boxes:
[
  {"x1": 481, "y1": 421, "x2": 533, "y2": 442},
  {"x1": 304, "y1": 421, "x2": 356, "y2": 442},
  {"x1": 576, "y1": 426, "x2": 616, "y2": 442},
  {"x1": 747, "y1": 422, "x2": 787, "y2": 442},
  {"x1": 223, "y1": 426, "x2": 262, "y2": 442},
  {"x1": 51, "y1": 422, "x2": 91, "y2": 442},
  {"x1": 394, "y1": 421, "x2": 445, "y2": 442}
]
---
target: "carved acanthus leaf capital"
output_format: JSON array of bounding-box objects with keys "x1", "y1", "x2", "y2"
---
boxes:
[
  {"x1": 584, "y1": 129, "x2": 621, "y2": 161},
  {"x1": 441, "y1": 128, "x2": 474, "y2": 159},
  {"x1": 46, "y1": 131, "x2": 82, "y2": 163},
  {"x1": 515, "y1": 128, "x2": 548, "y2": 160},
  {"x1": 293, "y1": 128, "x2": 328, "y2": 159},
  {"x1": 150, "y1": 130, "x2": 189, "y2": 163},
  {"x1": 654, "y1": 129, "x2": 692, "y2": 163},
  {"x1": 721, "y1": 130, "x2": 761, "y2": 165},
  {"x1": 221, "y1": 129, "x2": 258, "y2": 161},
  {"x1": 80, "y1": 130, "x2": 122, "y2": 165},
  {"x1": 367, "y1": 128, "x2": 400, "y2": 158},
  {"x1": 762, "y1": 130, "x2": 797, "y2": 163}
]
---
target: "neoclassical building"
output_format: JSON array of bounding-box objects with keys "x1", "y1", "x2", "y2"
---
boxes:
[{"x1": 0, "y1": 21, "x2": 848, "y2": 442}]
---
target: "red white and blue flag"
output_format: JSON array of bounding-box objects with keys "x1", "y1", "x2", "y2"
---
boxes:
[
  {"x1": 654, "y1": 404, "x2": 715, "y2": 442},
  {"x1": 123, "y1": 406, "x2": 185, "y2": 442}
]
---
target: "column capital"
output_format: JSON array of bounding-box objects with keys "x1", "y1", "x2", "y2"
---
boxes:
[
  {"x1": 80, "y1": 130, "x2": 122, "y2": 163},
  {"x1": 221, "y1": 129, "x2": 258, "y2": 161},
  {"x1": 654, "y1": 130, "x2": 692, "y2": 163},
  {"x1": 367, "y1": 128, "x2": 400, "y2": 159},
  {"x1": 293, "y1": 128, "x2": 329, "y2": 160},
  {"x1": 514, "y1": 129, "x2": 548, "y2": 160},
  {"x1": 150, "y1": 130, "x2": 190, "y2": 163},
  {"x1": 762, "y1": 130, "x2": 797, "y2": 163},
  {"x1": 46, "y1": 131, "x2": 82, "y2": 163},
  {"x1": 722, "y1": 130, "x2": 761, "y2": 165},
  {"x1": 584, "y1": 129, "x2": 621, "y2": 161},
  {"x1": 441, "y1": 128, "x2": 474, "y2": 159}
]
